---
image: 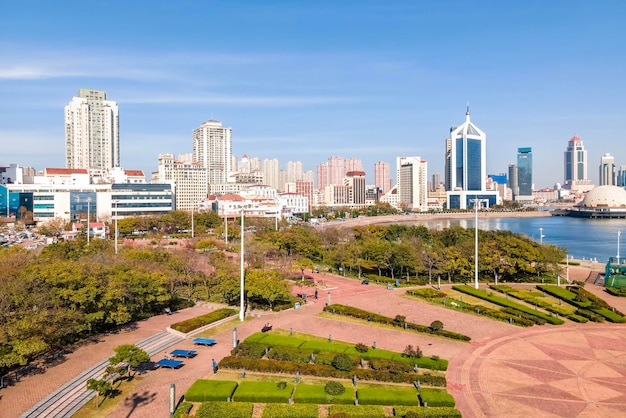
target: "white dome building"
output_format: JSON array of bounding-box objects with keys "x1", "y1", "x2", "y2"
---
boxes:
[{"x1": 570, "y1": 185, "x2": 626, "y2": 218}]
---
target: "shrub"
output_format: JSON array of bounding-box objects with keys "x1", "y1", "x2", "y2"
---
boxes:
[
  {"x1": 418, "y1": 388, "x2": 456, "y2": 407},
  {"x1": 429, "y1": 320, "x2": 443, "y2": 332},
  {"x1": 357, "y1": 386, "x2": 420, "y2": 406},
  {"x1": 394, "y1": 406, "x2": 462, "y2": 417},
  {"x1": 195, "y1": 401, "x2": 254, "y2": 418},
  {"x1": 403, "y1": 345, "x2": 422, "y2": 358},
  {"x1": 233, "y1": 380, "x2": 293, "y2": 403},
  {"x1": 173, "y1": 401, "x2": 192, "y2": 418},
  {"x1": 231, "y1": 342, "x2": 268, "y2": 358},
  {"x1": 332, "y1": 353, "x2": 353, "y2": 371},
  {"x1": 261, "y1": 403, "x2": 320, "y2": 417},
  {"x1": 394, "y1": 315, "x2": 406, "y2": 324},
  {"x1": 355, "y1": 343, "x2": 369, "y2": 353},
  {"x1": 325, "y1": 380, "x2": 346, "y2": 395},
  {"x1": 329, "y1": 404, "x2": 386, "y2": 418},
  {"x1": 185, "y1": 380, "x2": 238, "y2": 402},
  {"x1": 277, "y1": 381, "x2": 287, "y2": 389}
]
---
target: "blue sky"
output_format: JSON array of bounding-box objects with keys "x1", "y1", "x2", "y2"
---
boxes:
[{"x1": 2, "y1": 0, "x2": 626, "y2": 188}]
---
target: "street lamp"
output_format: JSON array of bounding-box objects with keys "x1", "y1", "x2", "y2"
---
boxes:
[
  {"x1": 471, "y1": 198, "x2": 487, "y2": 289},
  {"x1": 114, "y1": 200, "x2": 118, "y2": 255},
  {"x1": 239, "y1": 208, "x2": 245, "y2": 321},
  {"x1": 617, "y1": 231, "x2": 621, "y2": 265},
  {"x1": 86, "y1": 197, "x2": 91, "y2": 245}
]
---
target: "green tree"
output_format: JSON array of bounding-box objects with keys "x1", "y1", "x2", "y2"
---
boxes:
[
  {"x1": 86, "y1": 378, "x2": 112, "y2": 408},
  {"x1": 109, "y1": 344, "x2": 150, "y2": 377}
]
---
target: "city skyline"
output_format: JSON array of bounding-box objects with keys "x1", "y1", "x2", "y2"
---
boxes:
[{"x1": 2, "y1": 1, "x2": 626, "y2": 188}]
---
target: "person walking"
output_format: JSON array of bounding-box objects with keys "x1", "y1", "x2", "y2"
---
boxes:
[{"x1": 212, "y1": 358, "x2": 218, "y2": 374}]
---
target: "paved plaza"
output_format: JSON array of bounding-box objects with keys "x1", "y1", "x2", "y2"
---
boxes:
[{"x1": 2, "y1": 266, "x2": 626, "y2": 417}]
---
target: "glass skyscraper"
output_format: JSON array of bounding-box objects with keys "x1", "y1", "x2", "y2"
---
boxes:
[
  {"x1": 444, "y1": 107, "x2": 486, "y2": 192},
  {"x1": 517, "y1": 147, "x2": 532, "y2": 197}
]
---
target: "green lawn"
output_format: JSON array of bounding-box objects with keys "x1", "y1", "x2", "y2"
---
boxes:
[
  {"x1": 292, "y1": 383, "x2": 356, "y2": 404},
  {"x1": 185, "y1": 379, "x2": 238, "y2": 402},
  {"x1": 233, "y1": 381, "x2": 294, "y2": 403},
  {"x1": 357, "y1": 385, "x2": 420, "y2": 406}
]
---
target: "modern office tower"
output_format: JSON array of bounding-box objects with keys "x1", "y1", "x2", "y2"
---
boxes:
[
  {"x1": 153, "y1": 153, "x2": 208, "y2": 211},
  {"x1": 508, "y1": 164, "x2": 518, "y2": 198},
  {"x1": 263, "y1": 158, "x2": 281, "y2": 190},
  {"x1": 65, "y1": 88, "x2": 119, "y2": 176},
  {"x1": 564, "y1": 135, "x2": 593, "y2": 191},
  {"x1": 618, "y1": 165, "x2": 626, "y2": 187},
  {"x1": 517, "y1": 147, "x2": 533, "y2": 198},
  {"x1": 431, "y1": 173, "x2": 441, "y2": 191},
  {"x1": 444, "y1": 107, "x2": 499, "y2": 209},
  {"x1": 375, "y1": 161, "x2": 392, "y2": 194},
  {"x1": 344, "y1": 171, "x2": 366, "y2": 205},
  {"x1": 396, "y1": 156, "x2": 427, "y2": 211},
  {"x1": 192, "y1": 119, "x2": 232, "y2": 184},
  {"x1": 345, "y1": 157, "x2": 364, "y2": 173},
  {"x1": 599, "y1": 153, "x2": 616, "y2": 186}
]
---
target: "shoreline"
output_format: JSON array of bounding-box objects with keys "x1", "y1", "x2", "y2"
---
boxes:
[{"x1": 320, "y1": 210, "x2": 550, "y2": 228}]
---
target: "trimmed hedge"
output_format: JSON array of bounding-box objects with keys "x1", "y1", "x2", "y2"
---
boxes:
[
  {"x1": 293, "y1": 383, "x2": 355, "y2": 405},
  {"x1": 538, "y1": 285, "x2": 626, "y2": 322},
  {"x1": 219, "y1": 356, "x2": 446, "y2": 386},
  {"x1": 418, "y1": 388, "x2": 456, "y2": 407},
  {"x1": 185, "y1": 379, "x2": 238, "y2": 402},
  {"x1": 328, "y1": 404, "x2": 386, "y2": 417},
  {"x1": 324, "y1": 304, "x2": 471, "y2": 342},
  {"x1": 406, "y1": 290, "x2": 535, "y2": 327},
  {"x1": 232, "y1": 342, "x2": 269, "y2": 359},
  {"x1": 195, "y1": 401, "x2": 254, "y2": 418},
  {"x1": 171, "y1": 308, "x2": 237, "y2": 333},
  {"x1": 453, "y1": 286, "x2": 564, "y2": 325},
  {"x1": 606, "y1": 287, "x2": 626, "y2": 297},
  {"x1": 233, "y1": 380, "x2": 294, "y2": 403},
  {"x1": 357, "y1": 386, "x2": 420, "y2": 406},
  {"x1": 261, "y1": 403, "x2": 319, "y2": 417},
  {"x1": 394, "y1": 406, "x2": 462, "y2": 417}
]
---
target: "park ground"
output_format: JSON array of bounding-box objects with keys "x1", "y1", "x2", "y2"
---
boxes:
[{"x1": 2, "y1": 261, "x2": 626, "y2": 418}]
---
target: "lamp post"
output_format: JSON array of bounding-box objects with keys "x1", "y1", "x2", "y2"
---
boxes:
[
  {"x1": 618, "y1": 231, "x2": 622, "y2": 265},
  {"x1": 239, "y1": 208, "x2": 245, "y2": 321},
  {"x1": 471, "y1": 198, "x2": 487, "y2": 289},
  {"x1": 539, "y1": 228, "x2": 544, "y2": 245},
  {"x1": 86, "y1": 197, "x2": 91, "y2": 245},
  {"x1": 114, "y1": 200, "x2": 118, "y2": 255},
  {"x1": 566, "y1": 254, "x2": 569, "y2": 282}
]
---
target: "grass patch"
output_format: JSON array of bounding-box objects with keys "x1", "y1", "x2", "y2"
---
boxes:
[
  {"x1": 293, "y1": 383, "x2": 356, "y2": 404},
  {"x1": 357, "y1": 385, "x2": 420, "y2": 406},
  {"x1": 394, "y1": 406, "x2": 462, "y2": 417},
  {"x1": 73, "y1": 376, "x2": 145, "y2": 418},
  {"x1": 185, "y1": 379, "x2": 238, "y2": 402},
  {"x1": 256, "y1": 333, "x2": 308, "y2": 348},
  {"x1": 233, "y1": 380, "x2": 294, "y2": 403},
  {"x1": 419, "y1": 388, "x2": 456, "y2": 407}
]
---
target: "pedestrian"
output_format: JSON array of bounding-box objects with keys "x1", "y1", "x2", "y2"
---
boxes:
[
  {"x1": 314, "y1": 289, "x2": 318, "y2": 299},
  {"x1": 212, "y1": 358, "x2": 218, "y2": 374}
]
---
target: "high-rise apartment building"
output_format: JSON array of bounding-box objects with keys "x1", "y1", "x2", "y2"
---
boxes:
[
  {"x1": 618, "y1": 165, "x2": 626, "y2": 187},
  {"x1": 599, "y1": 153, "x2": 616, "y2": 186},
  {"x1": 374, "y1": 161, "x2": 392, "y2": 194},
  {"x1": 327, "y1": 156, "x2": 345, "y2": 186},
  {"x1": 65, "y1": 89, "x2": 119, "y2": 176},
  {"x1": 517, "y1": 147, "x2": 533, "y2": 198},
  {"x1": 153, "y1": 153, "x2": 208, "y2": 211},
  {"x1": 263, "y1": 159, "x2": 281, "y2": 190},
  {"x1": 444, "y1": 108, "x2": 499, "y2": 209},
  {"x1": 431, "y1": 173, "x2": 441, "y2": 191},
  {"x1": 344, "y1": 171, "x2": 366, "y2": 205},
  {"x1": 192, "y1": 119, "x2": 232, "y2": 184},
  {"x1": 345, "y1": 157, "x2": 364, "y2": 173},
  {"x1": 396, "y1": 156, "x2": 428, "y2": 211}
]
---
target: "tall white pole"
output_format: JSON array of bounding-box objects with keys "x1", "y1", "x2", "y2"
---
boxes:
[
  {"x1": 618, "y1": 231, "x2": 621, "y2": 264},
  {"x1": 566, "y1": 254, "x2": 569, "y2": 282},
  {"x1": 87, "y1": 197, "x2": 91, "y2": 246},
  {"x1": 239, "y1": 209, "x2": 245, "y2": 321},
  {"x1": 114, "y1": 200, "x2": 118, "y2": 255},
  {"x1": 474, "y1": 199, "x2": 479, "y2": 289}
]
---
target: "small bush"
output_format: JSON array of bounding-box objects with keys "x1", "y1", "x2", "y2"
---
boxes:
[
  {"x1": 325, "y1": 380, "x2": 346, "y2": 395},
  {"x1": 355, "y1": 343, "x2": 369, "y2": 353},
  {"x1": 332, "y1": 354, "x2": 353, "y2": 371},
  {"x1": 430, "y1": 320, "x2": 443, "y2": 332},
  {"x1": 403, "y1": 345, "x2": 422, "y2": 358},
  {"x1": 277, "y1": 381, "x2": 287, "y2": 389}
]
